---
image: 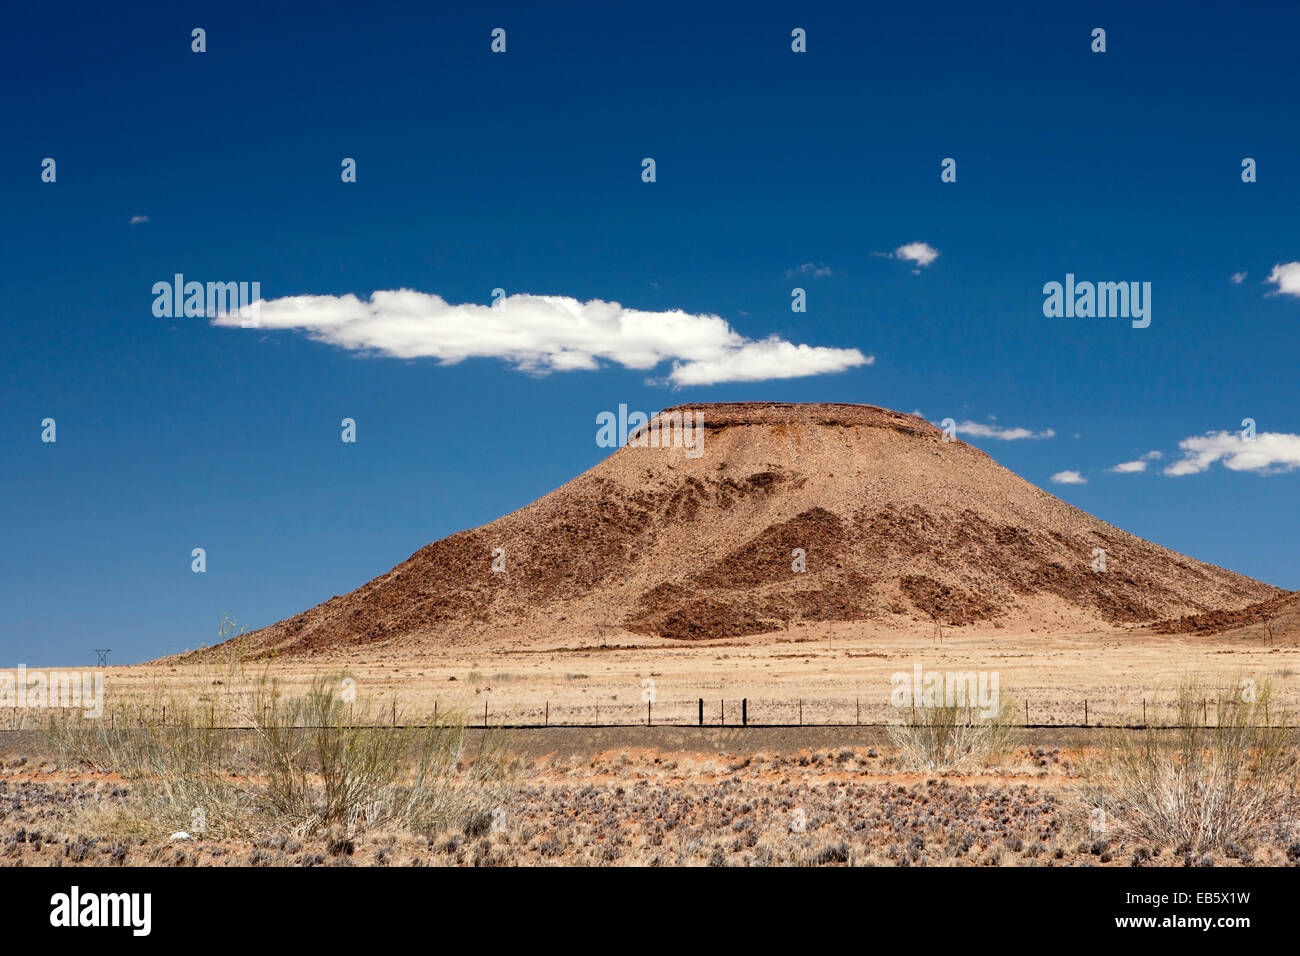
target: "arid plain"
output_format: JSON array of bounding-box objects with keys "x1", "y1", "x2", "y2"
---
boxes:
[
  {"x1": 3, "y1": 404, "x2": 1297, "y2": 867},
  {"x1": 66, "y1": 619, "x2": 1300, "y2": 730}
]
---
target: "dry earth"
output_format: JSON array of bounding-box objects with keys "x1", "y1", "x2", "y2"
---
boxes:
[
  {"x1": 3, "y1": 737, "x2": 1298, "y2": 868},
  {"x1": 38, "y1": 622, "x2": 1297, "y2": 732}
]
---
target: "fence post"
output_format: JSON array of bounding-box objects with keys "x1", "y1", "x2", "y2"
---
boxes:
[
  {"x1": 721, "y1": 700, "x2": 724, "y2": 727},
  {"x1": 698, "y1": 698, "x2": 703, "y2": 727},
  {"x1": 1025, "y1": 700, "x2": 1029, "y2": 725},
  {"x1": 545, "y1": 701, "x2": 548, "y2": 727},
  {"x1": 1084, "y1": 699, "x2": 1088, "y2": 726},
  {"x1": 1142, "y1": 699, "x2": 1146, "y2": 725},
  {"x1": 647, "y1": 700, "x2": 651, "y2": 727},
  {"x1": 742, "y1": 698, "x2": 747, "y2": 727},
  {"x1": 484, "y1": 700, "x2": 488, "y2": 728}
]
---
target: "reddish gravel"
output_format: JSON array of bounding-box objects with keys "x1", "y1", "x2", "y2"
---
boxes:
[{"x1": 1154, "y1": 590, "x2": 1299, "y2": 636}]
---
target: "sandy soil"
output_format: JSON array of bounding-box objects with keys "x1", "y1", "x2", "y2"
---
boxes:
[{"x1": 18, "y1": 622, "x2": 1296, "y2": 732}]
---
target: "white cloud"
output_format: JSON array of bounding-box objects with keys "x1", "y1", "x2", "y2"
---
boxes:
[
  {"x1": 894, "y1": 242, "x2": 940, "y2": 269},
  {"x1": 211, "y1": 289, "x2": 872, "y2": 386},
  {"x1": 1230, "y1": 271, "x2": 1247, "y2": 284},
  {"x1": 1051, "y1": 470, "x2": 1087, "y2": 485},
  {"x1": 129, "y1": 215, "x2": 149, "y2": 225},
  {"x1": 1109, "y1": 460, "x2": 1147, "y2": 473},
  {"x1": 665, "y1": 338, "x2": 874, "y2": 386},
  {"x1": 1164, "y1": 430, "x2": 1300, "y2": 476},
  {"x1": 788, "y1": 262, "x2": 832, "y2": 278},
  {"x1": 952, "y1": 420, "x2": 1055, "y2": 441},
  {"x1": 1109, "y1": 450, "x2": 1162, "y2": 473},
  {"x1": 1266, "y1": 262, "x2": 1300, "y2": 297}
]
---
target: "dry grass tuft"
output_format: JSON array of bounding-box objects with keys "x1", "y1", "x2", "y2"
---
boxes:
[
  {"x1": 1084, "y1": 681, "x2": 1299, "y2": 855},
  {"x1": 49, "y1": 657, "x2": 514, "y2": 841},
  {"x1": 887, "y1": 701, "x2": 1021, "y2": 772}
]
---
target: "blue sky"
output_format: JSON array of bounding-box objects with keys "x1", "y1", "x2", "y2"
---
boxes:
[{"x1": 3, "y1": 1, "x2": 1298, "y2": 665}]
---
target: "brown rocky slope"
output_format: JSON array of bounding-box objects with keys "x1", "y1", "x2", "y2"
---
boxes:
[
  {"x1": 1155, "y1": 590, "x2": 1299, "y2": 640},
  {"x1": 201, "y1": 403, "x2": 1278, "y2": 657}
]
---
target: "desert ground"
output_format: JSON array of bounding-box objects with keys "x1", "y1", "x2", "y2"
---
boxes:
[
  {"x1": 3, "y1": 729, "x2": 1298, "y2": 868},
  {"x1": 33, "y1": 620, "x2": 1298, "y2": 731},
  {"x1": 2, "y1": 620, "x2": 1298, "y2": 868}
]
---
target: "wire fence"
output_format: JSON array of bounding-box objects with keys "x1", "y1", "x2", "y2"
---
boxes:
[{"x1": 7, "y1": 694, "x2": 1292, "y2": 731}]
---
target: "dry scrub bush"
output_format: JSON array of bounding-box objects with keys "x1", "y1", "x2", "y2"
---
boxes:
[
  {"x1": 1084, "y1": 682, "x2": 1299, "y2": 855},
  {"x1": 50, "y1": 663, "x2": 513, "y2": 841},
  {"x1": 50, "y1": 691, "x2": 243, "y2": 837},
  {"x1": 887, "y1": 700, "x2": 1020, "y2": 772}
]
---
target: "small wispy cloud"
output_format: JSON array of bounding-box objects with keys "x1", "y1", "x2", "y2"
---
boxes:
[
  {"x1": 1230, "y1": 271, "x2": 1247, "y2": 284},
  {"x1": 129, "y1": 215, "x2": 150, "y2": 225},
  {"x1": 1109, "y1": 450, "x2": 1162, "y2": 473},
  {"x1": 951, "y1": 420, "x2": 1055, "y2": 441},
  {"x1": 787, "y1": 262, "x2": 832, "y2": 278},
  {"x1": 211, "y1": 289, "x2": 873, "y2": 387},
  {"x1": 1051, "y1": 470, "x2": 1087, "y2": 485},
  {"x1": 1164, "y1": 430, "x2": 1300, "y2": 476},
  {"x1": 1265, "y1": 262, "x2": 1300, "y2": 298},
  {"x1": 893, "y1": 242, "x2": 940, "y2": 271}
]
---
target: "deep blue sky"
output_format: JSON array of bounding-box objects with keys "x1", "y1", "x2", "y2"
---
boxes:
[{"x1": 3, "y1": 1, "x2": 1297, "y2": 665}]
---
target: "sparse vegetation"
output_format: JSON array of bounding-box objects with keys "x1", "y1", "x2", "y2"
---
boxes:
[
  {"x1": 48, "y1": 661, "x2": 514, "y2": 841},
  {"x1": 1085, "y1": 682, "x2": 1300, "y2": 855},
  {"x1": 6, "y1": 739, "x2": 1300, "y2": 866},
  {"x1": 887, "y1": 701, "x2": 1021, "y2": 771}
]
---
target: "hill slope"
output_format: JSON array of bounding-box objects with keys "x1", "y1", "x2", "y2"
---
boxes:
[
  {"x1": 1156, "y1": 590, "x2": 1299, "y2": 641},
  {"x1": 208, "y1": 402, "x2": 1277, "y2": 657}
]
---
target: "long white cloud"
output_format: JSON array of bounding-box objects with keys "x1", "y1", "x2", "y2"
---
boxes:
[
  {"x1": 665, "y1": 338, "x2": 874, "y2": 385},
  {"x1": 1164, "y1": 430, "x2": 1300, "y2": 475},
  {"x1": 212, "y1": 289, "x2": 870, "y2": 386},
  {"x1": 953, "y1": 421, "x2": 1055, "y2": 440}
]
